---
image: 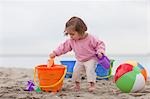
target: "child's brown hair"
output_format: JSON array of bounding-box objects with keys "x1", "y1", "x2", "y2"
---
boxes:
[{"x1": 64, "y1": 16, "x2": 87, "y2": 36}]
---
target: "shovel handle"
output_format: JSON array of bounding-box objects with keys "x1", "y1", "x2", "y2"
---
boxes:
[{"x1": 47, "y1": 58, "x2": 54, "y2": 67}]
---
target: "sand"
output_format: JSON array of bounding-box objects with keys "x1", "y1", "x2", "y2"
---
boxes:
[{"x1": 0, "y1": 67, "x2": 150, "y2": 99}]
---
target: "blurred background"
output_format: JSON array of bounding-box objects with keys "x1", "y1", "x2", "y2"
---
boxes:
[{"x1": 0, "y1": 0, "x2": 149, "y2": 75}]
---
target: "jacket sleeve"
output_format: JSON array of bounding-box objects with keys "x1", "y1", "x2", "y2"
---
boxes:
[
  {"x1": 53, "y1": 40, "x2": 72, "y2": 56},
  {"x1": 91, "y1": 37, "x2": 105, "y2": 54}
]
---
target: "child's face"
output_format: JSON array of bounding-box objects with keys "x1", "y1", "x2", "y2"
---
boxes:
[{"x1": 65, "y1": 30, "x2": 81, "y2": 40}]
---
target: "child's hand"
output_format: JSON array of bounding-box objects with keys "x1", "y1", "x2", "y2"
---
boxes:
[
  {"x1": 49, "y1": 53, "x2": 56, "y2": 59},
  {"x1": 97, "y1": 53, "x2": 103, "y2": 58}
]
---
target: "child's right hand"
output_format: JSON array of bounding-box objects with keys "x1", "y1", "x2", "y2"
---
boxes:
[{"x1": 49, "y1": 52, "x2": 56, "y2": 59}]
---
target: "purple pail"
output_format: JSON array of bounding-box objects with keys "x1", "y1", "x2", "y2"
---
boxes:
[{"x1": 96, "y1": 54, "x2": 110, "y2": 69}]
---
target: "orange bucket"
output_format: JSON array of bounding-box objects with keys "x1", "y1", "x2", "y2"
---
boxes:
[{"x1": 34, "y1": 64, "x2": 66, "y2": 92}]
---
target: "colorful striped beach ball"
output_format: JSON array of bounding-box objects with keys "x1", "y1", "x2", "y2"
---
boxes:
[{"x1": 114, "y1": 61, "x2": 147, "y2": 93}]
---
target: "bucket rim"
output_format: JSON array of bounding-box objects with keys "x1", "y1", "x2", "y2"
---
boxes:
[{"x1": 35, "y1": 64, "x2": 66, "y2": 68}]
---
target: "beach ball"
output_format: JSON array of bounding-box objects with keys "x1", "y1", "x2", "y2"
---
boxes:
[{"x1": 114, "y1": 61, "x2": 147, "y2": 93}]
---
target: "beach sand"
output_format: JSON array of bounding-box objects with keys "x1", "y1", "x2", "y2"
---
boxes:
[{"x1": 0, "y1": 67, "x2": 150, "y2": 99}]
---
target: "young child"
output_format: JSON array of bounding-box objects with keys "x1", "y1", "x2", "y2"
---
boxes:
[{"x1": 49, "y1": 16, "x2": 105, "y2": 92}]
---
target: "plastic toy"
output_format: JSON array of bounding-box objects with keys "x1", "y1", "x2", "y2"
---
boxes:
[
  {"x1": 26, "y1": 80, "x2": 35, "y2": 91},
  {"x1": 34, "y1": 61, "x2": 67, "y2": 92},
  {"x1": 96, "y1": 59, "x2": 114, "y2": 80},
  {"x1": 25, "y1": 80, "x2": 41, "y2": 92},
  {"x1": 96, "y1": 54, "x2": 110, "y2": 69},
  {"x1": 33, "y1": 86, "x2": 42, "y2": 92},
  {"x1": 114, "y1": 61, "x2": 147, "y2": 93},
  {"x1": 60, "y1": 60, "x2": 76, "y2": 78}
]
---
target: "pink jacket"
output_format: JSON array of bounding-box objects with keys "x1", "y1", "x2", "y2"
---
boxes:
[{"x1": 53, "y1": 34, "x2": 105, "y2": 62}]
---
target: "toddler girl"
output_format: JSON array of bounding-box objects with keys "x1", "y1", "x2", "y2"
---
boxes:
[{"x1": 49, "y1": 16, "x2": 105, "y2": 92}]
